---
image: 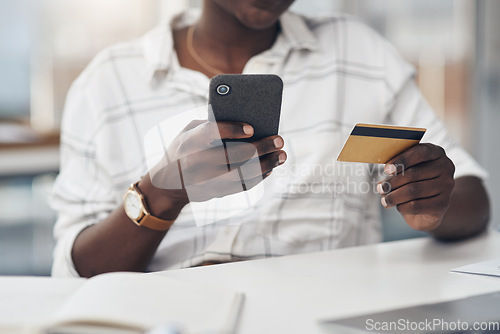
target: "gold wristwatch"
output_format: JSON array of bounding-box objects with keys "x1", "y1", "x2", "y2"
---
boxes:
[{"x1": 123, "y1": 181, "x2": 174, "y2": 231}]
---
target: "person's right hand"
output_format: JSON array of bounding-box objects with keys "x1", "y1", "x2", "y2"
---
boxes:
[{"x1": 146, "y1": 120, "x2": 287, "y2": 207}]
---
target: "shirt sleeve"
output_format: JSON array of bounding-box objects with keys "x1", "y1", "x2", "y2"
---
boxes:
[
  {"x1": 380, "y1": 37, "x2": 488, "y2": 180},
  {"x1": 50, "y1": 79, "x2": 119, "y2": 277}
]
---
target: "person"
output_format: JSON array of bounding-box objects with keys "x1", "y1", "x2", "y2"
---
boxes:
[{"x1": 51, "y1": 0, "x2": 490, "y2": 278}]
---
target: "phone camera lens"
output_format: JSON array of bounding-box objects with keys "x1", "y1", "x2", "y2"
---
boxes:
[{"x1": 216, "y1": 84, "x2": 230, "y2": 96}]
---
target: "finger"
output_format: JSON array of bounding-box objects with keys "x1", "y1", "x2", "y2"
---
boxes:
[
  {"x1": 149, "y1": 159, "x2": 186, "y2": 190},
  {"x1": 182, "y1": 120, "x2": 206, "y2": 132},
  {"x1": 381, "y1": 177, "x2": 444, "y2": 208},
  {"x1": 224, "y1": 136, "x2": 284, "y2": 166},
  {"x1": 181, "y1": 143, "x2": 251, "y2": 174},
  {"x1": 178, "y1": 147, "x2": 286, "y2": 186},
  {"x1": 236, "y1": 150, "x2": 287, "y2": 180},
  {"x1": 181, "y1": 163, "x2": 242, "y2": 187},
  {"x1": 171, "y1": 121, "x2": 212, "y2": 158},
  {"x1": 395, "y1": 193, "x2": 451, "y2": 217},
  {"x1": 201, "y1": 121, "x2": 254, "y2": 144},
  {"x1": 196, "y1": 136, "x2": 284, "y2": 169},
  {"x1": 259, "y1": 150, "x2": 288, "y2": 173},
  {"x1": 188, "y1": 170, "x2": 272, "y2": 201},
  {"x1": 377, "y1": 159, "x2": 443, "y2": 195},
  {"x1": 175, "y1": 123, "x2": 255, "y2": 161},
  {"x1": 385, "y1": 143, "x2": 446, "y2": 175},
  {"x1": 214, "y1": 150, "x2": 286, "y2": 183}
]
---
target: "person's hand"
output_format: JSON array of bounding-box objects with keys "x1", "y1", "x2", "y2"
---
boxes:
[
  {"x1": 377, "y1": 143, "x2": 455, "y2": 231},
  {"x1": 146, "y1": 120, "x2": 286, "y2": 209}
]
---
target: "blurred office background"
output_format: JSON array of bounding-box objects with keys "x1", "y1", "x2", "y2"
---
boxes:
[{"x1": 0, "y1": 0, "x2": 498, "y2": 275}]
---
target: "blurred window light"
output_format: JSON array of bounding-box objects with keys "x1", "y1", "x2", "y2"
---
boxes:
[
  {"x1": 0, "y1": 0, "x2": 33, "y2": 119},
  {"x1": 0, "y1": 0, "x2": 163, "y2": 130}
]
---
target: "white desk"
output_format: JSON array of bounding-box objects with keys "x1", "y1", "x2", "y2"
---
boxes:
[
  {"x1": 159, "y1": 232, "x2": 500, "y2": 334},
  {"x1": 1, "y1": 232, "x2": 499, "y2": 334}
]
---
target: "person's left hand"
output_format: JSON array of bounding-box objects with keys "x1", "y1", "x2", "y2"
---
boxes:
[{"x1": 377, "y1": 143, "x2": 455, "y2": 231}]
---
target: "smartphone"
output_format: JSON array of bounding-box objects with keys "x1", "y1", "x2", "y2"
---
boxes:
[{"x1": 208, "y1": 74, "x2": 283, "y2": 141}]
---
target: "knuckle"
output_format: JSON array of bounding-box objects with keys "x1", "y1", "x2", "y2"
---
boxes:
[
  {"x1": 428, "y1": 143, "x2": 445, "y2": 159},
  {"x1": 407, "y1": 200, "x2": 419, "y2": 213},
  {"x1": 406, "y1": 184, "x2": 421, "y2": 198},
  {"x1": 443, "y1": 176, "x2": 455, "y2": 191},
  {"x1": 408, "y1": 167, "x2": 420, "y2": 182},
  {"x1": 437, "y1": 157, "x2": 455, "y2": 176},
  {"x1": 418, "y1": 143, "x2": 432, "y2": 156},
  {"x1": 446, "y1": 157, "x2": 456, "y2": 175},
  {"x1": 448, "y1": 177, "x2": 456, "y2": 190},
  {"x1": 435, "y1": 144, "x2": 446, "y2": 156},
  {"x1": 396, "y1": 157, "x2": 408, "y2": 172}
]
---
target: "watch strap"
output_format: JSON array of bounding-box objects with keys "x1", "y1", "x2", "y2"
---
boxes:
[
  {"x1": 131, "y1": 181, "x2": 175, "y2": 232},
  {"x1": 139, "y1": 214, "x2": 175, "y2": 231}
]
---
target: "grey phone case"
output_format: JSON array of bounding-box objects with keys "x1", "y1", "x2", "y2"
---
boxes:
[{"x1": 208, "y1": 74, "x2": 283, "y2": 141}]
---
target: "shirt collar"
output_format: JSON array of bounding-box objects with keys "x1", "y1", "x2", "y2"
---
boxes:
[
  {"x1": 142, "y1": 10, "x2": 318, "y2": 83},
  {"x1": 279, "y1": 12, "x2": 318, "y2": 53},
  {"x1": 142, "y1": 11, "x2": 199, "y2": 82}
]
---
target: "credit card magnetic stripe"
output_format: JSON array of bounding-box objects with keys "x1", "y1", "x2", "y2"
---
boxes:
[{"x1": 350, "y1": 126, "x2": 425, "y2": 141}]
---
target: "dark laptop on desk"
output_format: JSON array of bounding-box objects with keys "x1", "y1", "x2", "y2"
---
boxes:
[{"x1": 319, "y1": 291, "x2": 500, "y2": 334}]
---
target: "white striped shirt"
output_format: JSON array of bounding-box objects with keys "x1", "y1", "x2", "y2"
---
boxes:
[{"x1": 51, "y1": 11, "x2": 487, "y2": 277}]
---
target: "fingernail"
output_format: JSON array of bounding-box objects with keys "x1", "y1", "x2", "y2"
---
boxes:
[
  {"x1": 273, "y1": 137, "x2": 284, "y2": 148},
  {"x1": 279, "y1": 152, "x2": 287, "y2": 164},
  {"x1": 243, "y1": 125, "x2": 254, "y2": 135},
  {"x1": 381, "y1": 197, "x2": 388, "y2": 208},
  {"x1": 384, "y1": 164, "x2": 396, "y2": 175},
  {"x1": 377, "y1": 183, "x2": 384, "y2": 195}
]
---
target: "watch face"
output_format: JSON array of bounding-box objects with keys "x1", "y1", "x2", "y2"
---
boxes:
[{"x1": 124, "y1": 190, "x2": 142, "y2": 220}]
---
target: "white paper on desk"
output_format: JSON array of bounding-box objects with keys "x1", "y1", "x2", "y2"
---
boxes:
[{"x1": 450, "y1": 259, "x2": 500, "y2": 277}]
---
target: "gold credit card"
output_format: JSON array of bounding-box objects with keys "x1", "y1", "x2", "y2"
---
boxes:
[{"x1": 337, "y1": 123, "x2": 427, "y2": 164}]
